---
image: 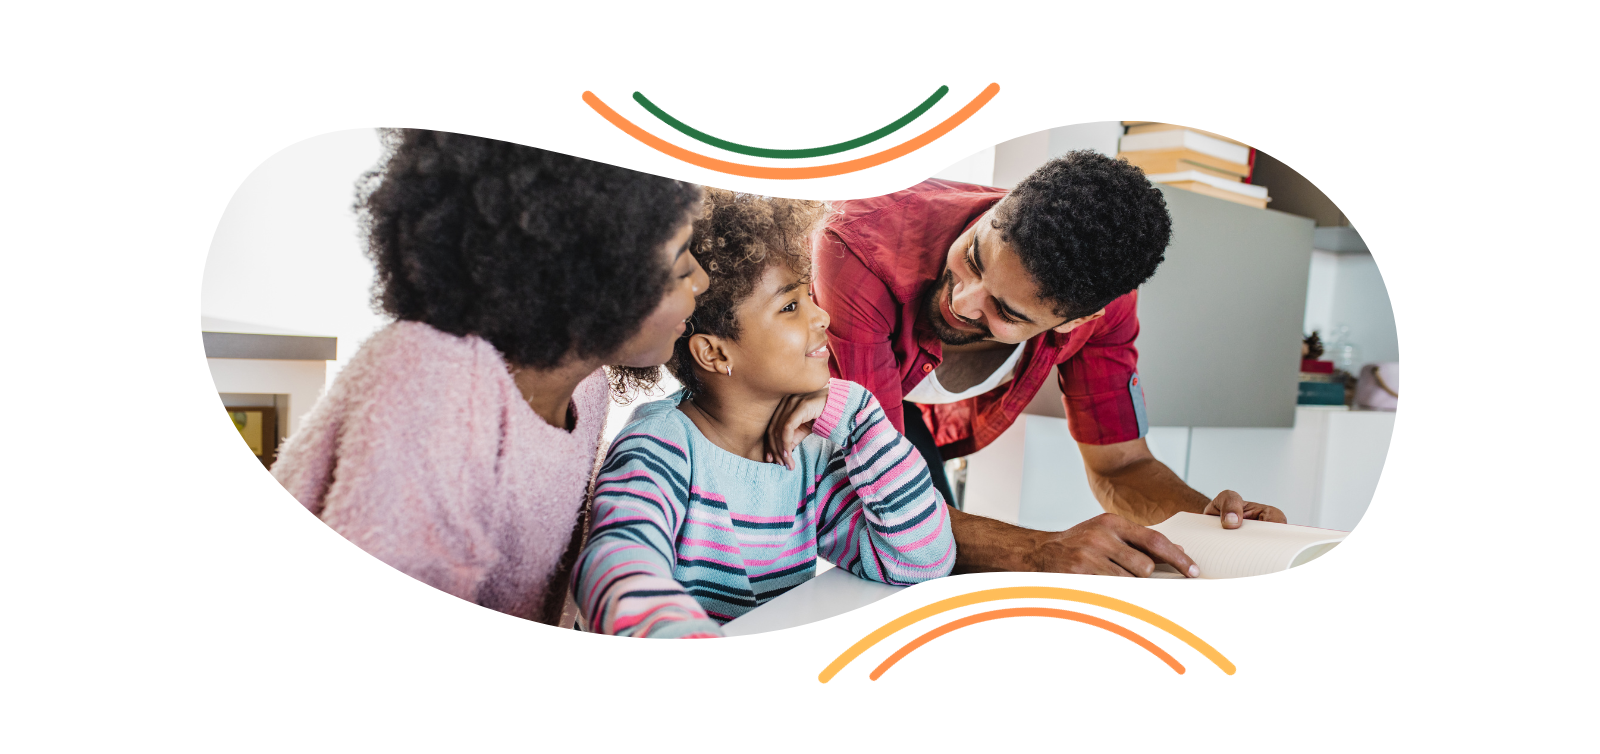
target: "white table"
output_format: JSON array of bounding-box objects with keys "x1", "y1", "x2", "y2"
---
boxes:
[{"x1": 721, "y1": 568, "x2": 904, "y2": 636}]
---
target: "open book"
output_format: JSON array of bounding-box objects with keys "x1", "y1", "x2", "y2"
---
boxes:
[{"x1": 1145, "y1": 512, "x2": 1348, "y2": 579}]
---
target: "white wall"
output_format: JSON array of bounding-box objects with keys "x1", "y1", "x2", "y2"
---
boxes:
[
  {"x1": 1303, "y1": 249, "x2": 1399, "y2": 364},
  {"x1": 964, "y1": 408, "x2": 1393, "y2": 531},
  {"x1": 1303, "y1": 249, "x2": 1340, "y2": 337},
  {"x1": 993, "y1": 130, "x2": 1052, "y2": 189},
  {"x1": 928, "y1": 121, "x2": 1123, "y2": 191},
  {"x1": 201, "y1": 129, "x2": 388, "y2": 384},
  {"x1": 206, "y1": 358, "x2": 327, "y2": 437},
  {"x1": 1327, "y1": 252, "x2": 1399, "y2": 364},
  {"x1": 1046, "y1": 121, "x2": 1124, "y2": 158},
  {"x1": 931, "y1": 146, "x2": 996, "y2": 186}
]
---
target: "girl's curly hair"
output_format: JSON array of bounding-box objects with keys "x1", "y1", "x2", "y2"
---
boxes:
[
  {"x1": 617, "y1": 189, "x2": 828, "y2": 399},
  {"x1": 356, "y1": 129, "x2": 703, "y2": 393}
]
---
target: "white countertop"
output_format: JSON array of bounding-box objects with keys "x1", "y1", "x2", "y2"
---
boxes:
[{"x1": 721, "y1": 568, "x2": 904, "y2": 637}]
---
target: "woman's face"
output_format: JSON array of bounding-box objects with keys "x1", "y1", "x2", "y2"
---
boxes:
[
  {"x1": 723, "y1": 263, "x2": 832, "y2": 397},
  {"x1": 609, "y1": 216, "x2": 707, "y2": 368}
]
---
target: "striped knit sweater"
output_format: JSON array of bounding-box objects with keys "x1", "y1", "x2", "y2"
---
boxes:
[{"x1": 575, "y1": 378, "x2": 955, "y2": 638}]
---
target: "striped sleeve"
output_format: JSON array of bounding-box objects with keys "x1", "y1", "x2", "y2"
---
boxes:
[
  {"x1": 574, "y1": 425, "x2": 724, "y2": 638},
  {"x1": 811, "y1": 379, "x2": 956, "y2": 585}
]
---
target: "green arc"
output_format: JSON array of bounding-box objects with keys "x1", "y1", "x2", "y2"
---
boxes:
[{"x1": 632, "y1": 86, "x2": 949, "y2": 159}]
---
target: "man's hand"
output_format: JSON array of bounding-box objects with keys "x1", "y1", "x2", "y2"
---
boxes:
[
  {"x1": 950, "y1": 508, "x2": 1200, "y2": 578},
  {"x1": 762, "y1": 387, "x2": 831, "y2": 469},
  {"x1": 1202, "y1": 489, "x2": 1286, "y2": 528},
  {"x1": 1079, "y1": 439, "x2": 1287, "y2": 529}
]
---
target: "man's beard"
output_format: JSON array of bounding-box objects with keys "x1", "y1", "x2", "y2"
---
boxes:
[{"x1": 923, "y1": 270, "x2": 991, "y2": 346}]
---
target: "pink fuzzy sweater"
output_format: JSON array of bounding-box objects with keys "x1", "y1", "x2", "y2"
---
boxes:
[{"x1": 271, "y1": 320, "x2": 609, "y2": 624}]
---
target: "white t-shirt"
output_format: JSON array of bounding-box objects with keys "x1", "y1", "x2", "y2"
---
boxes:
[{"x1": 903, "y1": 341, "x2": 1027, "y2": 405}]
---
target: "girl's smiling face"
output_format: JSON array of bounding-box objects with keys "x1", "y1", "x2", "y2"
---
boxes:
[{"x1": 719, "y1": 262, "x2": 831, "y2": 398}]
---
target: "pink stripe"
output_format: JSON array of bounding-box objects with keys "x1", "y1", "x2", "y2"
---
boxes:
[
  {"x1": 583, "y1": 550, "x2": 652, "y2": 609},
  {"x1": 811, "y1": 379, "x2": 852, "y2": 438},
  {"x1": 683, "y1": 553, "x2": 743, "y2": 570},
  {"x1": 728, "y1": 513, "x2": 796, "y2": 524},
  {"x1": 899, "y1": 519, "x2": 946, "y2": 551},
  {"x1": 626, "y1": 431, "x2": 686, "y2": 456},
  {"x1": 621, "y1": 603, "x2": 699, "y2": 636},
  {"x1": 879, "y1": 539, "x2": 955, "y2": 572},
  {"x1": 688, "y1": 509, "x2": 736, "y2": 534},
  {"x1": 858, "y1": 454, "x2": 920, "y2": 499},
  {"x1": 854, "y1": 416, "x2": 893, "y2": 453},
  {"x1": 841, "y1": 508, "x2": 862, "y2": 553},
  {"x1": 688, "y1": 485, "x2": 730, "y2": 503},
  {"x1": 821, "y1": 478, "x2": 851, "y2": 505},
  {"x1": 595, "y1": 473, "x2": 681, "y2": 509},
  {"x1": 596, "y1": 469, "x2": 660, "y2": 485},
  {"x1": 594, "y1": 513, "x2": 657, "y2": 528},
  {"x1": 582, "y1": 557, "x2": 656, "y2": 611},
  {"x1": 680, "y1": 538, "x2": 739, "y2": 555},
  {"x1": 743, "y1": 539, "x2": 817, "y2": 567},
  {"x1": 596, "y1": 486, "x2": 671, "y2": 514}
]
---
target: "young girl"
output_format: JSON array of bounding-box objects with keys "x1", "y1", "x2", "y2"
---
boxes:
[{"x1": 574, "y1": 190, "x2": 955, "y2": 638}]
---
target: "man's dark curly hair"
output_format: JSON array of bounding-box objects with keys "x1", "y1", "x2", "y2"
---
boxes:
[
  {"x1": 356, "y1": 129, "x2": 703, "y2": 378},
  {"x1": 660, "y1": 189, "x2": 828, "y2": 398},
  {"x1": 993, "y1": 150, "x2": 1173, "y2": 321}
]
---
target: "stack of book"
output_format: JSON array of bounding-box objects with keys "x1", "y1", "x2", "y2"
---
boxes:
[
  {"x1": 1297, "y1": 359, "x2": 1346, "y2": 406},
  {"x1": 1118, "y1": 122, "x2": 1270, "y2": 209}
]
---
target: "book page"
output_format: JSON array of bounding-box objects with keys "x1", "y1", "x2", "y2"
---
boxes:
[
  {"x1": 1148, "y1": 564, "x2": 1188, "y2": 579},
  {"x1": 1147, "y1": 512, "x2": 1348, "y2": 579}
]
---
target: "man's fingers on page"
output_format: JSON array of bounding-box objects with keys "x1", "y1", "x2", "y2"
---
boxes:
[
  {"x1": 1207, "y1": 490, "x2": 1246, "y2": 528},
  {"x1": 1109, "y1": 545, "x2": 1156, "y2": 578},
  {"x1": 1127, "y1": 525, "x2": 1199, "y2": 578},
  {"x1": 1102, "y1": 560, "x2": 1136, "y2": 578},
  {"x1": 1249, "y1": 503, "x2": 1288, "y2": 524}
]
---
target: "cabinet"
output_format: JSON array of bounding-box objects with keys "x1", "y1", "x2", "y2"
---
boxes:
[{"x1": 962, "y1": 407, "x2": 1394, "y2": 531}]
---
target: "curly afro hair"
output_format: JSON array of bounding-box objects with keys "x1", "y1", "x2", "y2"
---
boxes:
[
  {"x1": 993, "y1": 150, "x2": 1173, "y2": 321},
  {"x1": 356, "y1": 129, "x2": 703, "y2": 374},
  {"x1": 660, "y1": 189, "x2": 829, "y2": 398}
]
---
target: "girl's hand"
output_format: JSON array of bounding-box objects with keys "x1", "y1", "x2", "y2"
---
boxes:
[{"x1": 763, "y1": 387, "x2": 831, "y2": 469}]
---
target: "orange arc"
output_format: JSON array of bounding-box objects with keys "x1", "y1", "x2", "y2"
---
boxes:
[
  {"x1": 812, "y1": 585, "x2": 1235, "y2": 688},
  {"x1": 869, "y1": 607, "x2": 1185, "y2": 680},
  {"x1": 581, "y1": 84, "x2": 1000, "y2": 180}
]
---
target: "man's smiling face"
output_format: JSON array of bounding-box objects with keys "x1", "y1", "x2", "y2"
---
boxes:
[{"x1": 924, "y1": 207, "x2": 1102, "y2": 346}]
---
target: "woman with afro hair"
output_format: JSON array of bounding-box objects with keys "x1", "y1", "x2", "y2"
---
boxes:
[{"x1": 271, "y1": 130, "x2": 708, "y2": 626}]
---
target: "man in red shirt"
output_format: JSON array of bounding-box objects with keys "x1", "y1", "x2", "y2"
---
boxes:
[{"x1": 813, "y1": 151, "x2": 1285, "y2": 578}]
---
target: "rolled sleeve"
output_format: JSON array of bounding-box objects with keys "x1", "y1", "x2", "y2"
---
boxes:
[{"x1": 1058, "y1": 292, "x2": 1145, "y2": 445}]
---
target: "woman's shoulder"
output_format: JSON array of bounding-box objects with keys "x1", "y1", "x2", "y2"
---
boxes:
[
  {"x1": 348, "y1": 320, "x2": 499, "y2": 374},
  {"x1": 340, "y1": 321, "x2": 507, "y2": 394}
]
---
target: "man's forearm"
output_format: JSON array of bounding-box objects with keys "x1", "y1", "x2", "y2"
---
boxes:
[
  {"x1": 1086, "y1": 457, "x2": 1209, "y2": 526},
  {"x1": 948, "y1": 507, "x2": 1040, "y2": 573}
]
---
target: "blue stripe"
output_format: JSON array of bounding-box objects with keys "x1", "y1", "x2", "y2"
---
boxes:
[
  {"x1": 749, "y1": 560, "x2": 815, "y2": 583},
  {"x1": 604, "y1": 447, "x2": 688, "y2": 501},
  {"x1": 678, "y1": 557, "x2": 747, "y2": 576}
]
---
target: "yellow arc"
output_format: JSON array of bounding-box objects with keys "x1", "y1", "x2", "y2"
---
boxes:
[
  {"x1": 576, "y1": 82, "x2": 998, "y2": 181},
  {"x1": 817, "y1": 586, "x2": 1236, "y2": 682}
]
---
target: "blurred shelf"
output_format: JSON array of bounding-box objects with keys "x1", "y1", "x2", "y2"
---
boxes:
[{"x1": 1312, "y1": 226, "x2": 1368, "y2": 254}]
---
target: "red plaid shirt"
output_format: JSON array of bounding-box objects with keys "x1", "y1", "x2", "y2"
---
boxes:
[{"x1": 815, "y1": 179, "x2": 1147, "y2": 458}]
